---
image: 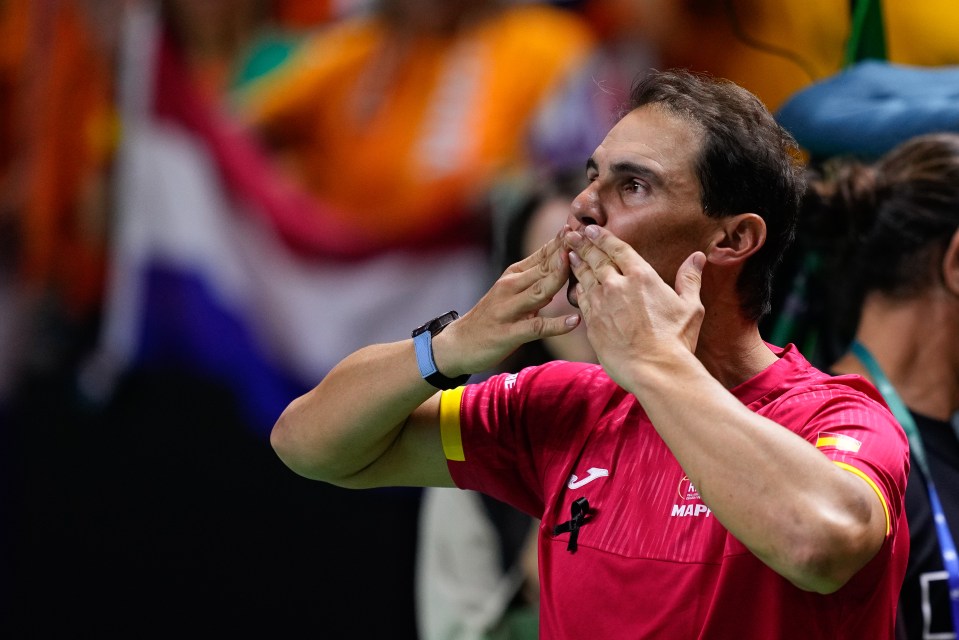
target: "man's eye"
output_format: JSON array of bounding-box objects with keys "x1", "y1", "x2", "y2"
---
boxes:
[{"x1": 627, "y1": 179, "x2": 647, "y2": 193}]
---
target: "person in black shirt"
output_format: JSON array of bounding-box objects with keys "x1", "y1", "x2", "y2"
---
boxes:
[{"x1": 804, "y1": 132, "x2": 959, "y2": 640}]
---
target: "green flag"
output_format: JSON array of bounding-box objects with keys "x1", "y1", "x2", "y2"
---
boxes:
[{"x1": 845, "y1": 0, "x2": 887, "y2": 65}]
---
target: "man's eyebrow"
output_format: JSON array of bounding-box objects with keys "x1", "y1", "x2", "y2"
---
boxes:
[
  {"x1": 610, "y1": 161, "x2": 661, "y2": 185},
  {"x1": 585, "y1": 158, "x2": 663, "y2": 186}
]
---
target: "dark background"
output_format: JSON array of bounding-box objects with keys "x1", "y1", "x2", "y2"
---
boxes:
[{"x1": 4, "y1": 359, "x2": 422, "y2": 637}]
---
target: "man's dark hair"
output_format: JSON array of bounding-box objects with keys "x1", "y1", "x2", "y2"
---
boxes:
[{"x1": 628, "y1": 69, "x2": 806, "y2": 321}]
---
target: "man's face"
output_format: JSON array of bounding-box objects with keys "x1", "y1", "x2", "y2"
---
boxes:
[{"x1": 566, "y1": 104, "x2": 718, "y2": 306}]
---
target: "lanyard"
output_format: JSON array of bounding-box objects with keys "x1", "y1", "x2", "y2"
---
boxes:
[{"x1": 851, "y1": 340, "x2": 959, "y2": 632}]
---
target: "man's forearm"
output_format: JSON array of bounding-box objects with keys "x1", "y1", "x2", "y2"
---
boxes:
[
  {"x1": 270, "y1": 340, "x2": 442, "y2": 486},
  {"x1": 628, "y1": 352, "x2": 885, "y2": 593},
  {"x1": 271, "y1": 231, "x2": 578, "y2": 488}
]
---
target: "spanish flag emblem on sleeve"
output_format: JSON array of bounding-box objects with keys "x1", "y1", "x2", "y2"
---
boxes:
[{"x1": 816, "y1": 432, "x2": 863, "y2": 453}]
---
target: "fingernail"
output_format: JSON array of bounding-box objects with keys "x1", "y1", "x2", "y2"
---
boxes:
[
  {"x1": 567, "y1": 231, "x2": 582, "y2": 247},
  {"x1": 584, "y1": 225, "x2": 599, "y2": 239},
  {"x1": 693, "y1": 252, "x2": 706, "y2": 270},
  {"x1": 568, "y1": 251, "x2": 581, "y2": 267},
  {"x1": 565, "y1": 315, "x2": 580, "y2": 327}
]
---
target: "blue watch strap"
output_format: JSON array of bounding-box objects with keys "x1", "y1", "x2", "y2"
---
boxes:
[
  {"x1": 413, "y1": 330, "x2": 439, "y2": 379},
  {"x1": 411, "y1": 310, "x2": 470, "y2": 389}
]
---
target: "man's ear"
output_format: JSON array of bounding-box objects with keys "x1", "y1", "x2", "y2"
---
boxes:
[
  {"x1": 706, "y1": 213, "x2": 766, "y2": 265},
  {"x1": 942, "y1": 227, "x2": 959, "y2": 296}
]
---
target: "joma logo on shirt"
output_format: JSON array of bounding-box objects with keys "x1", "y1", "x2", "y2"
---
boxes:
[{"x1": 671, "y1": 503, "x2": 712, "y2": 517}]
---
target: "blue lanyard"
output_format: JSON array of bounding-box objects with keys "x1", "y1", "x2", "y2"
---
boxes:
[{"x1": 852, "y1": 340, "x2": 959, "y2": 632}]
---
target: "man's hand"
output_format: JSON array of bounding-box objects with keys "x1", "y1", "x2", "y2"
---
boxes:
[
  {"x1": 433, "y1": 227, "x2": 582, "y2": 377},
  {"x1": 565, "y1": 224, "x2": 706, "y2": 387}
]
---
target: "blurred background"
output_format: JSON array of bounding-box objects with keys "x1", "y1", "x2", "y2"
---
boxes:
[{"x1": 3, "y1": 0, "x2": 957, "y2": 636}]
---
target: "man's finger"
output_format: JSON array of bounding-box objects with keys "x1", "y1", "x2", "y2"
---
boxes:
[
  {"x1": 504, "y1": 235, "x2": 569, "y2": 294},
  {"x1": 568, "y1": 248, "x2": 597, "y2": 292},
  {"x1": 579, "y1": 225, "x2": 637, "y2": 275},
  {"x1": 524, "y1": 313, "x2": 581, "y2": 341},
  {"x1": 675, "y1": 251, "x2": 707, "y2": 302}
]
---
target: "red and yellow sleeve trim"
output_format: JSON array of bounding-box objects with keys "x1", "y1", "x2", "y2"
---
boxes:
[
  {"x1": 833, "y1": 461, "x2": 891, "y2": 536},
  {"x1": 439, "y1": 387, "x2": 466, "y2": 461}
]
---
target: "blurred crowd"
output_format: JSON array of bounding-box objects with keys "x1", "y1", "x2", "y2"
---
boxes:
[
  {"x1": 3, "y1": 0, "x2": 959, "y2": 637},
  {"x1": 4, "y1": 0, "x2": 957, "y2": 403}
]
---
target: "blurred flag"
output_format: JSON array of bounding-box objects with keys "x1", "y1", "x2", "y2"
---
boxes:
[{"x1": 84, "y1": 4, "x2": 489, "y2": 437}]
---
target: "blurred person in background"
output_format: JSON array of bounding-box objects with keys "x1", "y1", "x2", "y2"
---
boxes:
[
  {"x1": 524, "y1": 0, "x2": 661, "y2": 175},
  {"x1": 0, "y1": 0, "x2": 121, "y2": 391},
  {"x1": 232, "y1": 0, "x2": 596, "y2": 255},
  {"x1": 802, "y1": 132, "x2": 959, "y2": 640},
  {"x1": 3, "y1": 6, "x2": 121, "y2": 625},
  {"x1": 158, "y1": 0, "x2": 272, "y2": 103}
]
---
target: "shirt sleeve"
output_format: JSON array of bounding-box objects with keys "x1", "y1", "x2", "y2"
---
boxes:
[
  {"x1": 440, "y1": 361, "x2": 599, "y2": 518},
  {"x1": 764, "y1": 381, "x2": 910, "y2": 537}
]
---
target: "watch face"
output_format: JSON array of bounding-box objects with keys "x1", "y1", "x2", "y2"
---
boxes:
[
  {"x1": 412, "y1": 319, "x2": 433, "y2": 337},
  {"x1": 431, "y1": 310, "x2": 459, "y2": 331},
  {"x1": 413, "y1": 310, "x2": 459, "y2": 337}
]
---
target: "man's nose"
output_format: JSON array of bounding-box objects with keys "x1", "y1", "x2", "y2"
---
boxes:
[{"x1": 570, "y1": 183, "x2": 603, "y2": 228}]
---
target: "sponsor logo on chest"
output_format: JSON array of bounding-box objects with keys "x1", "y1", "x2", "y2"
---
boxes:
[{"x1": 672, "y1": 475, "x2": 712, "y2": 518}]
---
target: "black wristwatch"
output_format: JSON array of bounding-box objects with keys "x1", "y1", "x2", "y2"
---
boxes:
[{"x1": 411, "y1": 310, "x2": 471, "y2": 390}]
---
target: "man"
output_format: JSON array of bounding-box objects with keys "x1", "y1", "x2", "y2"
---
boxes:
[{"x1": 271, "y1": 69, "x2": 909, "y2": 638}]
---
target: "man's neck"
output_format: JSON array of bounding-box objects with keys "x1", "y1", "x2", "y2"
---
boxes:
[
  {"x1": 831, "y1": 293, "x2": 959, "y2": 421},
  {"x1": 695, "y1": 312, "x2": 777, "y2": 389}
]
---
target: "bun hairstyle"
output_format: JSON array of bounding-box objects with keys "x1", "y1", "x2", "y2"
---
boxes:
[
  {"x1": 797, "y1": 133, "x2": 959, "y2": 357},
  {"x1": 804, "y1": 161, "x2": 880, "y2": 241}
]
